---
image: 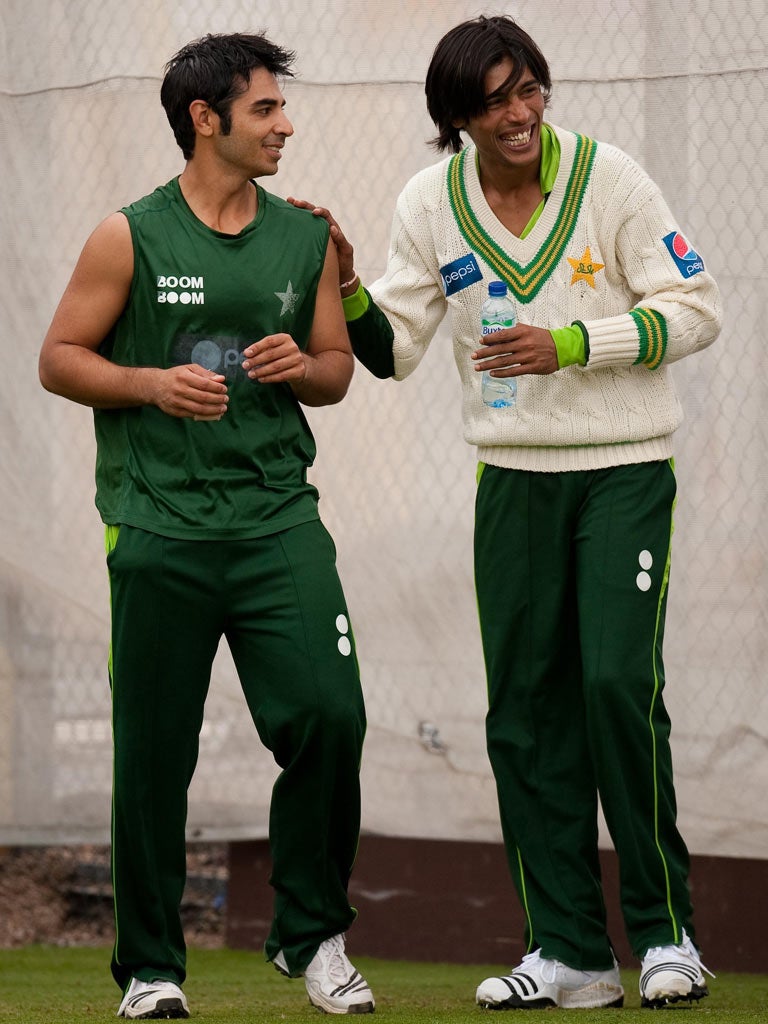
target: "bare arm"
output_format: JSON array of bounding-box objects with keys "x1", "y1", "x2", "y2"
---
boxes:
[
  {"x1": 241, "y1": 239, "x2": 354, "y2": 406},
  {"x1": 39, "y1": 213, "x2": 229, "y2": 420}
]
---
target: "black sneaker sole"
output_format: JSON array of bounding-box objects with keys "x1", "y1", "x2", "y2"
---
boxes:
[
  {"x1": 479, "y1": 993, "x2": 624, "y2": 1011},
  {"x1": 600, "y1": 996, "x2": 625, "y2": 1009},
  {"x1": 641, "y1": 984, "x2": 709, "y2": 1009},
  {"x1": 307, "y1": 997, "x2": 375, "y2": 1014},
  {"x1": 130, "y1": 1001, "x2": 189, "y2": 1020},
  {"x1": 131, "y1": 1015, "x2": 188, "y2": 1021},
  {"x1": 478, "y1": 996, "x2": 558, "y2": 1010}
]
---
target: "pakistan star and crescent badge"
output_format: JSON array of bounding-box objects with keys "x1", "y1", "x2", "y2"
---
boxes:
[{"x1": 567, "y1": 246, "x2": 605, "y2": 288}]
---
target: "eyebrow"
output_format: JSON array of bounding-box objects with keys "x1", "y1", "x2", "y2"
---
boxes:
[
  {"x1": 248, "y1": 97, "x2": 286, "y2": 111},
  {"x1": 486, "y1": 73, "x2": 538, "y2": 103}
]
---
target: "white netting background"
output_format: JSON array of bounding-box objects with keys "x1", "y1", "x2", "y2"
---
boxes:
[{"x1": 1, "y1": 0, "x2": 766, "y2": 857}]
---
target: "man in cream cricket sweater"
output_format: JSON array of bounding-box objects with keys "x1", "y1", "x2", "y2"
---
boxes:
[{"x1": 293, "y1": 14, "x2": 721, "y2": 1012}]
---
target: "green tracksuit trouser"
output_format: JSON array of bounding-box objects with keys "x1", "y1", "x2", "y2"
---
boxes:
[
  {"x1": 474, "y1": 460, "x2": 694, "y2": 970},
  {"x1": 106, "y1": 520, "x2": 366, "y2": 989}
]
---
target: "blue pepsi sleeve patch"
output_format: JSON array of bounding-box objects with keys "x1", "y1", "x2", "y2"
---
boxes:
[
  {"x1": 440, "y1": 252, "x2": 483, "y2": 295},
  {"x1": 662, "y1": 231, "x2": 705, "y2": 278}
]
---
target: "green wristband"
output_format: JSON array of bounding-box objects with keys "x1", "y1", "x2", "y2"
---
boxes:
[{"x1": 342, "y1": 282, "x2": 369, "y2": 322}]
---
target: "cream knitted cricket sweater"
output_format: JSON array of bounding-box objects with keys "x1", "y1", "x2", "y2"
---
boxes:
[{"x1": 369, "y1": 124, "x2": 722, "y2": 472}]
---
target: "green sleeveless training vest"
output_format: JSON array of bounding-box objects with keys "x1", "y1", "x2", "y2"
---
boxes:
[{"x1": 94, "y1": 177, "x2": 330, "y2": 540}]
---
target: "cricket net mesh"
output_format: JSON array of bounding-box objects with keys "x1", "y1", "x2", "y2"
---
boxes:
[{"x1": 1, "y1": 0, "x2": 766, "y2": 857}]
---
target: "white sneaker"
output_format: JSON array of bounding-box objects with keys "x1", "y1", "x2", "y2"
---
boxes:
[
  {"x1": 116, "y1": 977, "x2": 189, "y2": 1019},
  {"x1": 274, "y1": 933, "x2": 375, "y2": 1014},
  {"x1": 639, "y1": 930, "x2": 712, "y2": 1008},
  {"x1": 476, "y1": 949, "x2": 624, "y2": 1009}
]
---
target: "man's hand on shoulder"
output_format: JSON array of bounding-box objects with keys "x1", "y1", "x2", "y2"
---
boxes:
[{"x1": 287, "y1": 197, "x2": 356, "y2": 287}]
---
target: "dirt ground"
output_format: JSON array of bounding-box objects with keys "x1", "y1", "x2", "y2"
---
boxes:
[{"x1": 0, "y1": 843, "x2": 226, "y2": 948}]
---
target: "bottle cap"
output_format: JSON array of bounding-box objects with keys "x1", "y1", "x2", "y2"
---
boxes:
[{"x1": 488, "y1": 281, "x2": 507, "y2": 296}]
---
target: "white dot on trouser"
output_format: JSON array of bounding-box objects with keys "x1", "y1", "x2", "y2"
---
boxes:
[
  {"x1": 636, "y1": 571, "x2": 652, "y2": 592},
  {"x1": 337, "y1": 636, "x2": 352, "y2": 657},
  {"x1": 639, "y1": 549, "x2": 653, "y2": 570},
  {"x1": 335, "y1": 614, "x2": 349, "y2": 634}
]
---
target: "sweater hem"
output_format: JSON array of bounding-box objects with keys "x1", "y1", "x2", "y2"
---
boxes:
[{"x1": 476, "y1": 437, "x2": 674, "y2": 472}]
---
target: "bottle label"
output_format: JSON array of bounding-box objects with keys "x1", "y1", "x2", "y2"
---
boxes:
[{"x1": 481, "y1": 320, "x2": 515, "y2": 337}]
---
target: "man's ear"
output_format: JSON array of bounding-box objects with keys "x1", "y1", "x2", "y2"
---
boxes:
[{"x1": 189, "y1": 99, "x2": 216, "y2": 139}]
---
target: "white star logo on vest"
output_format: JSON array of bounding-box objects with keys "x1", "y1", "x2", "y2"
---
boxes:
[{"x1": 275, "y1": 281, "x2": 300, "y2": 315}]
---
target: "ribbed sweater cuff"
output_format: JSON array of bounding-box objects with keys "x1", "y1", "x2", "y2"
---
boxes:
[{"x1": 581, "y1": 314, "x2": 640, "y2": 367}]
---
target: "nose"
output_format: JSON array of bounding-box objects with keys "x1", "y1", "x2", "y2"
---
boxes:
[
  {"x1": 504, "y1": 93, "x2": 529, "y2": 122},
  {"x1": 276, "y1": 111, "x2": 294, "y2": 137}
]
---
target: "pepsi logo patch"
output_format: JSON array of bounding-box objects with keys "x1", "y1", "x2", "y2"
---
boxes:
[
  {"x1": 440, "y1": 252, "x2": 483, "y2": 296},
  {"x1": 662, "y1": 231, "x2": 705, "y2": 278}
]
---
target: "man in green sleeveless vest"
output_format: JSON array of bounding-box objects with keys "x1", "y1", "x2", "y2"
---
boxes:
[
  {"x1": 39, "y1": 32, "x2": 374, "y2": 1020},
  {"x1": 290, "y1": 14, "x2": 721, "y2": 1015}
]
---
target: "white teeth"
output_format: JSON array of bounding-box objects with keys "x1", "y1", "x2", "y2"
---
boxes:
[{"x1": 501, "y1": 128, "x2": 532, "y2": 146}]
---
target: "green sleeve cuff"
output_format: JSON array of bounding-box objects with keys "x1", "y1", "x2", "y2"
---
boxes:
[
  {"x1": 342, "y1": 281, "x2": 370, "y2": 322},
  {"x1": 552, "y1": 322, "x2": 588, "y2": 368}
]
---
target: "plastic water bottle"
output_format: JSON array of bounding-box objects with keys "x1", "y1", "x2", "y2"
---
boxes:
[{"x1": 480, "y1": 281, "x2": 517, "y2": 408}]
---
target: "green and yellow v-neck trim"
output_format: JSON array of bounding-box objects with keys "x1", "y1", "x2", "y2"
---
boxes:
[{"x1": 447, "y1": 128, "x2": 597, "y2": 304}]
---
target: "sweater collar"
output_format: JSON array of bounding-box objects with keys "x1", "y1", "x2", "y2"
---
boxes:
[{"x1": 448, "y1": 125, "x2": 597, "y2": 304}]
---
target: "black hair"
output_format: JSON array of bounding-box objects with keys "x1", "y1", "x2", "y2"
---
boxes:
[
  {"x1": 425, "y1": 16, "x2": 552, "y2": 153},
  {"x1": 161, "y1": 32, "x2": 296, "y2": 159}
]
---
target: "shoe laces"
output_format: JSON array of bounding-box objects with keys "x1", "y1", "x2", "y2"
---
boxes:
[
  {"x1": 643, "y1": 933, "x2": 715, "y2": 979},
  {"x1": 316, "y1": 934, "x2": 352, "y2": 983},
  {"x1": 515, "y1": 949, "x2": 561, "y2": 985},
  {"x1": 515, "y1": 949, "x2": 543, "y2": 972},
  {"x1": 131, "y1": 979, "x2": 176, "y2": 993}
]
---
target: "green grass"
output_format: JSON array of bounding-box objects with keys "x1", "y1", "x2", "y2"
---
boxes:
[{"x1": 0, "y1": 946, "x2": 766, "y2": 1022}]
